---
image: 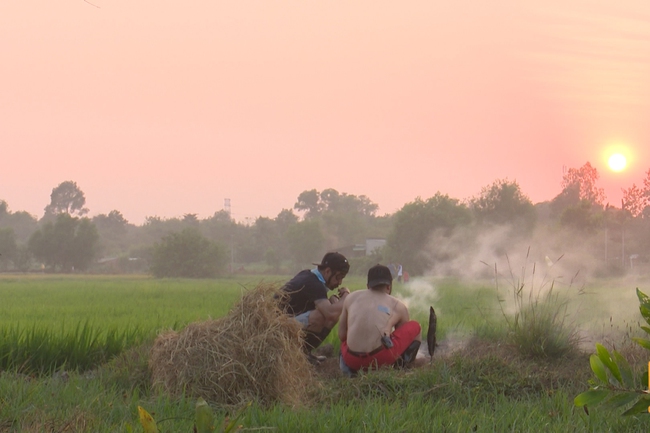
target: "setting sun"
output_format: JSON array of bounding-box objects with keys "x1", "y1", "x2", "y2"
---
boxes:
[{"x1": 608, "y1": 153, "x2": 627, "y2": 172}]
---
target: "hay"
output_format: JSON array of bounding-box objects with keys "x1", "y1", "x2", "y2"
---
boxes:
[{"x1": 149, "y1": 283, "x2": 314, "y2": 406}]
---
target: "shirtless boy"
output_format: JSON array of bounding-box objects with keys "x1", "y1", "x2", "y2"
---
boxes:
[{"x1": 338, "y1": 264, "x2": 421, "y2": 374}]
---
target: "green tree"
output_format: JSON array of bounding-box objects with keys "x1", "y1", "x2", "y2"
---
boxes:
[
  {"x1": 276, "y1": 208, "x2": 298, "y2": 228},
  {"x1": 621, "y1": 184, "x2": 646, "y2": 218},
  {"x1": 470, "y1": 179, "x2": 536, "y2": 231},
  {"x1": 201, "y1": 210, "x2": 236, "y2": 247},
  {"x1": 273, "y1": 208, "x2": 298, "y2": 259},
  {"x1": 561, "y1": 162, "x2": 606, "y2": 206},
  {"x1": 549, "y1": 182, "x2": 581, "y2": 218},
  {"x1": 386, "y1": 194, "x2": 472, "y2": 275},
  {"x1": 0, "y1": 228, "x2": 17, "y2": 271},
  {"x1": 43, "y1": 181, "x2": 89, "y2": 219},
  {"x1": 28, "y1": 214, "x2": 99, "y2": 272},
  {"x1": 295, "y1": 188, "x2": 378, "y2": 219},
  {"x1": 93, "y1": 210, "x2": 131, "y2": 256},
  {"x1": 293, "y1": 189, "x2": 381, "y2": 251},
  {"x1": 559, "y1": 200, "x2": 602, "y2": 233},
  {"x1": 620, "y1": 169, "x2": 650, "y2": 218},
  {"x1": 182, "y1": 213, "x2": 199, "y2": 226},
  {"x1": 252, "y1": 217, "x2": 279, "y2": 257},
  {"x1": 150, "y1": 228, "x2": 225, "y2": 278},
  {"x1": 639, "y1": 168, "x2": 650, "y2": 217},
  {"x1": 0, "y1": 200, "x2": 38, "y2": 243},
  {"x1": 286, "y1": 219, "x2": 325, "y2": 267},
  {"x1": 12, "y1": 245, "x2": 33, "y2": 272},
  {"x1": 320, "y1": 188, "x2": 378, "y2": 216},
  {"x1": 294, "y1": 189, "x2": 323, "y2": 218},
  {"x1": 264, "y1": 248, "x2": 281, "y2": 271}
]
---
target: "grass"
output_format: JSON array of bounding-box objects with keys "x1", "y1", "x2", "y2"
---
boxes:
[
  {"x1": 3, "y1": 341, "x2": 648, "y2": 432},
  {"x1": 0, "y1": 274, "x2": 264, "y2": 330},
  {"x1": 0, "y1": 273, "x2": 649, "y2": 431},
  {"x1": 0, "y1": 321, "x2": 145, "y2": 374},
  {"x1": 0, "y1": 274, "x2": 263, "y2": 375},
  {"x1": 491, "y1": 251, "x2": 582, "y2": 359}
]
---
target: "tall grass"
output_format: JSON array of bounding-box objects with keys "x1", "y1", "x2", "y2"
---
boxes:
[
  {"x1": 493, "y1": 249, "x2": 581, "y2": 358},
  {"x1": 0, "y1": 274, "x2": 648, "y2": 431},
  {"x1": 0, "y1": 321, "x2": 147, "y2": 374},
  {"x1": 0, "y1": 274, "x2": 258, "y2": 374}
]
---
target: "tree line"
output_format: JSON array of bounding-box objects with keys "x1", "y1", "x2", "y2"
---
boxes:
[{"x1": 1, "y1": 163, "x2": 650, "y2": 278}]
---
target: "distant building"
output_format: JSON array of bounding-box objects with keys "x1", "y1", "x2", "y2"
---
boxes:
[
  {"x1": 335, "y1": 238, "x2": 386, "y2": 258},
  {"x1": 365, "y1": 238, "x2": 386, "y2": 256}
]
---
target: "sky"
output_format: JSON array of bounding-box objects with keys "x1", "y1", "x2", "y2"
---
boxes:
[{"x1": 2, "y1": 1, "x2": 650, "y2": 225}]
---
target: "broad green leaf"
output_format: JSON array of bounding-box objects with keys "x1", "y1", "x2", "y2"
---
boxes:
[
  {"x1": 195, "y1": 397, "x2": 215, "y2": 433},
  {"x1": 603, "y1": 392, "x2": 640, "y2": 409},
  {"x1": 639, "y1": 305, "x2": 650, "y2": 325},
  {"x1": 596, "y1": 344, "x2": 622, "y2": 384},
  {"x1": 637, "y1": 288, "x2": 650, "y2": 307},
  {"x1": 590, "y1": 355, "x2": 607, "y2": 383},
  {"x1": 632, "y1": 337, "x2": 650, "y2": 351},
  {"x1": 613, "y1": 350, "x2": 634, "y2": 388},
  {"x1": 641, "y1": 326, "x2": 650, "y2": 336},
  {"x1": 622, "y1": 395, "x2": 650, "y2": 416},
  {"x1": 574, "y1": 389, "x2": 609, "y2": 407},
  {"x1": 637, "y1": 289, "x2": 650, "y2": 324},
  {"x1": 137, "y1": 406, "x2": 159, "y2": 433}
]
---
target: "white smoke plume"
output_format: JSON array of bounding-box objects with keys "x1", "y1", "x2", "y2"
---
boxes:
[{"x1": 415, "y1": 222, "x2": 648, "y2": 348}]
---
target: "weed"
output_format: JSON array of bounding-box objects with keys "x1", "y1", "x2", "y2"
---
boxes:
[{"x1": 489, "y1": 248, "x2": 582, "y2": 359}]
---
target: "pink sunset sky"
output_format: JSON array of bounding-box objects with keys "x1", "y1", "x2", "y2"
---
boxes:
[{"x1": 2, "y1": 1, "x2": 650, "y2": 224}]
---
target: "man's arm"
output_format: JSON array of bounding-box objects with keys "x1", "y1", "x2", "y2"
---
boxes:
[
  {"x1": 314, "y1": 288, "x2": 349, "y2": 324},
  {"x1": 391, "y1": 300, "x2": 410, "y2": 329},
  {"x1": 337, "y1": 298, "x2": 349, "y2": 342},
  {"x1": 381, "y1": 302, "x2": 410, "y2": 338}
]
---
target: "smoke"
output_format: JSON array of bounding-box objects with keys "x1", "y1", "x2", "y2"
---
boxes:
[
  {"x1": 422, "y1": 223, "x2": 600, "y2": 287},
  {"x1": 415, "y1": 222, "x2": 647, "y2": 348},
  {"x1": 399, "y1": 278, "x2": 439, "y2": 317}
]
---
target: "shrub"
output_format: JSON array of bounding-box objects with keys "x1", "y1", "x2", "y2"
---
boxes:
[
  {"x1": 574, "y1": 288, "x2": 650, "y2": 415},
  {"x1": 493, "y1": 249, "x2": 581, "y2": 359},
  {"x1": 150, "y1": 228, "x2": 225, "y2": 278}
]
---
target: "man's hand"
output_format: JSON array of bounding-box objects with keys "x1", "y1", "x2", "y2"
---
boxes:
[{"x1": 338, "y1": 287, "x2": 350, "y2": 298}]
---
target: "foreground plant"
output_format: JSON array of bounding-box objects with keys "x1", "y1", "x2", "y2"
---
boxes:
[
  {"x1": 130, "y1": 399, "x2": 249, "y2": 433},
  {"x1": 574, "y1": 288, "x2": 650, "y2": 415}
]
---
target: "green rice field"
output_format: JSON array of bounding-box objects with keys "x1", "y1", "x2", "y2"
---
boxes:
[{"x1": 0, "y1": 273, "x2": 649, "y2": 432}]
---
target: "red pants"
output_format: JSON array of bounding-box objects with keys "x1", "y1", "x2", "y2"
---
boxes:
[{"x1": 341, "y1": 321, "x2": 421, "y2": 371}]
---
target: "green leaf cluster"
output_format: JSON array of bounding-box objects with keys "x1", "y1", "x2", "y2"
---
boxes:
[{"x1": 574, "y1": 288, "x2": 650, "y2": 416}]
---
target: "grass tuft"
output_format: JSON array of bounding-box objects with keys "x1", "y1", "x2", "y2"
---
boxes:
[{"x1": 493, "y1": 249, "x2": 582, "y2": 359}]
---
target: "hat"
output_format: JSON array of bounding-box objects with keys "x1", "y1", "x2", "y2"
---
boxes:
[
  {"x1": 313, "y1": 252, "x2": 350, "y2": 274},
  {"x1": 367, "y1": 264, "x2": 393, "y2": 288}
]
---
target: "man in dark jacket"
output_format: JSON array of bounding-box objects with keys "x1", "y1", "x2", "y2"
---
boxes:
[{"x1": 281, "y1": 252, "x2": 350, "y2": 364}]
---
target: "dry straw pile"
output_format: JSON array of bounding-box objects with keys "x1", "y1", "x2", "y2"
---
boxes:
[{"x1": 149, "y1": 283, "x2": 314, "y2": 406}]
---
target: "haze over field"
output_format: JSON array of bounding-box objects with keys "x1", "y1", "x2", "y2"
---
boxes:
[{"x1": 2, "y1": 1, "x2": 650, "y2": 224}]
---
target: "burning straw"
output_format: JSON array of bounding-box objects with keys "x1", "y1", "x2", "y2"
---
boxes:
[{"x1": 149, "y1": 283, "x2": 314, "y2": 406}]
